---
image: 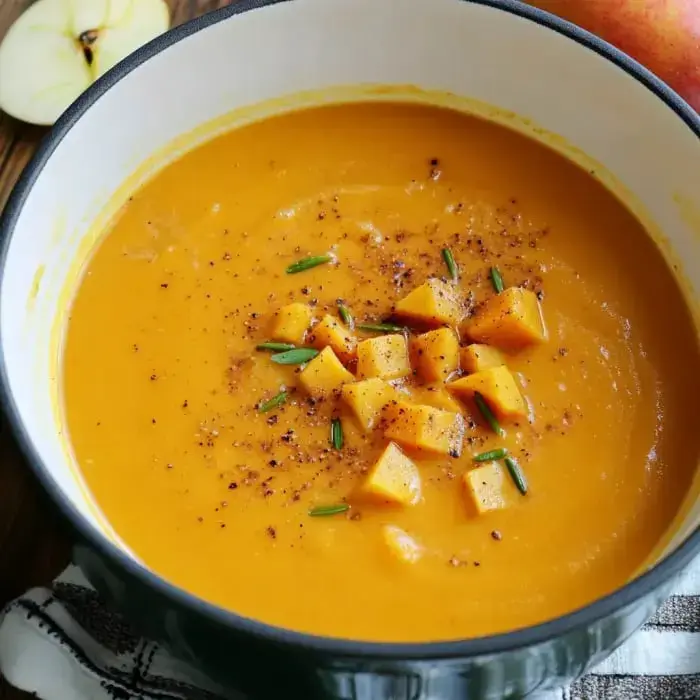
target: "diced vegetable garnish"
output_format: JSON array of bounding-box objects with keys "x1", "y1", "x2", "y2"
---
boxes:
[
  {"x1": 460, "y1": 344, "x2": 505, "y2": 374},
  {"x1": 309, "y1": 314, "x2": 356, "y2": 363},
  {"x1": 463, "y1": 463, "x2": 508, "y2": 515},
  {"x1": 357, "y1": 334, "x2": 411, "y2": 380},
  {"x1": 382, "y1": 525, "x2": 423, "y2": 563},
  {"x1": 410, "y1": 327, "x2": 459, "y2": 382},
  {"x1": 270, "y1": 302, "x2": 313, "y2": 344},
  {"x1": 341, "y1": 378, "x2": 402, "y2": 432},
  {"x1": 260, "y1": 247, "x2": 541, "y2": 529},
  {"x1": 384, "y1": 401, "x2": 465, "y2": 456},
  {"x1": 299, "y1": 346, "x2": 355, "y2": 398},
  {"x1": 464, "y1": 287, "x2": 546, "y2": 350},
  {"x1": 406, "y1": 383, "x2": 464, "y2": 414},
  {"x1": 393, "y1": 278, "x2": 463, "y2": 327},
  {"x1": 448, "y1": 366, "x2": 526, "y2": 421},
  {"x1": 359, "y1": 441, "x2": 422, "y2": 506}
]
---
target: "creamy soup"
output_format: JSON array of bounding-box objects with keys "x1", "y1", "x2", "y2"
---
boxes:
[{"x1": 63, "y1": 102, "x2": 700, "y2": 642}]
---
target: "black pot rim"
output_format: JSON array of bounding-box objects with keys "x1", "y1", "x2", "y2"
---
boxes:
[{"x1": 0, "y1": 0, "x2": 699, "y2": 661}]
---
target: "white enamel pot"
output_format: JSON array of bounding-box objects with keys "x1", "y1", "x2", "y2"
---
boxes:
[{"x1": 0, "y1": 1, "x2": 698, "y2": 698}]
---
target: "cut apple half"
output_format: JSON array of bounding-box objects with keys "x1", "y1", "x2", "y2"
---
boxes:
[{"x1": 0, "y1": 0, "x2": 170, "y2": 126}]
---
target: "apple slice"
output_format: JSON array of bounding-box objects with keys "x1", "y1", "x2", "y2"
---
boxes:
[{"x1": 0, "y1": 0, "x2": 170, "y2": 126}]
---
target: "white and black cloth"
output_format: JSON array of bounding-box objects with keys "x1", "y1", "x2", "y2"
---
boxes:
[{"x1": 1, "y1": 562, "x2": 699, "y2": 700}]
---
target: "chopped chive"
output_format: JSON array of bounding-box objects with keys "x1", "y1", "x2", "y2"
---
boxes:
[
  {"x1": 474, "y1": 392, "x2": 505, "y2": 437},
  {"x1": 330, "y1": 417, "x2": 343, "y2": 450},
  {"x1": 504, "y1": 456, "x2": 528, "y2": 495},
  {"x1": 309, "y1": 503, "x2": 350, "y2": 517},
  {"x1": 357, "y1": 323, "x2": 406, "y2": 334},
  {"x1": 473, "y1": 447, "x2": 508, "y2": 462},
  {"x1": 490, "y1": 266, "x2": 505, "y2": 293},
  {"x1": 256, "y1": 342, "x2": 296, "y2": 352},
  {"x1": 270, "y1": 348, "x2": 319, "y2": 365},
  {"x1": 442, "y1": 248, "x2": 458, "y2": 281},
  {"x1": 258, "y1": 391, "x2": 288, "y2": 413},
  {"x1": 286, "y1": 255, "x2": 332, "y2": 274},
  {"x1": 337, "y1": 302, "x2": 353, "y2": 329}
]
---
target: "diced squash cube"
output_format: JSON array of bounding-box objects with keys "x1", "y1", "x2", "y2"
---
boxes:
[
  {"x1": 460, "y1": 344, "x2": 505, "y2": 373},
  {"x1": 342, "y1": 378, "x2": 402, "y2": 432},
  {"x1": 448, "y1": 366, "x2": 526, "y2": 421},
  {"x1": 382, "y1": 525, "x2": 423, "y2": 563},
  {"x1": 309, "y1": 315, "x2": 356, "y2": 363},
  {"x1": 359, "y1": 442, "x2": 421, "y2": 506},
  {"x1": 357, "y1": 334, "x2": 411, "y2": 380},
  {"x1": 410, "y1": 328, "x2": 459, "y2": 382},
  {"x1": 464, "y1": 287, "x2": 546, "y2": 350},
  {"x1": 463, "y1": 463, "x2": 508, "y2": 515},
  {"x1": 406, "y1": 383, "x2": 464, "y2": 414},
  {"x1": 270, "y1": 302, "x2": 313, "y2": 344},
  {"x1": 299, "y1": 347, "x2": 354, "y2": 398},
  {"x1": 384, "y1": 401, "x2": 465, "y2": 456},
  {"x1": 394, "y1": 278, "x2": 463, "y2": 327}
]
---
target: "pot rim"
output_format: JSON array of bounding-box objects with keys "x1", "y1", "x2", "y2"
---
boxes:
[{"x1": 0, "y1": 0, "x2": 698, "y2": 661}]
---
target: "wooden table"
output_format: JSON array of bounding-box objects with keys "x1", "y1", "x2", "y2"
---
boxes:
[{"x1": 0, "y1": 2, "x2": 234, "y2": 697}]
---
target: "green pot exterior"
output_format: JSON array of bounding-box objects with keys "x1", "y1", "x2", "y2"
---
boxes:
[{"x1": 74, "y1": 541, "x2": 678, "y2": 700}]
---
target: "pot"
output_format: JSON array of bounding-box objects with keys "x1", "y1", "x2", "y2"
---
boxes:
[{"x1": 1, "y1": 0, "x2": 699, "y2": 698}]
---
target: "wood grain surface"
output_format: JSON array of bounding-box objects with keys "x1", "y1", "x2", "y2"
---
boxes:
[{"x1": 0, "y1": 2, "x2": 236, "y2": 697}]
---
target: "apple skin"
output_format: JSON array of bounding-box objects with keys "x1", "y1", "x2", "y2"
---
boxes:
[{"x1": 525, "y1": 0, "x2": 700, "y2": 112}]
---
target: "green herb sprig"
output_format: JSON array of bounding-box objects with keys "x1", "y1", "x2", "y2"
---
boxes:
[
  {"x1": 258, "y1": 391, "x2": 288, "y2": 413},
  {"x1": 504, "y1": 456, "x2": 528, "y2": 495},
  {"x1": 357, "y1": 323, "x2": 406, "y2": 334},
  {"x1": 330, "y1": 417, "x2": 343, "y2": 450},
  {"x1": 337, "y1": 302, "x2": 353, "y2": 328},
  {"x1": 490, "y1": 266, "x2": 505, "y2": 294},
  {"x1": 256, "y1": 342, "x2": 296, "y2": 352},
  {"x1": 474, "y1": 392, "x2": 505, "y2": 437},
  {"x1": 286, "y1": 255, "x2": 333, "y2": 274},
  {"x1": 442, "y1": 248, "x2": 458, "y2": 281},
  {"x1": 309, "y1": 504, "x2": 350, "y2": 517},
  {"x1": 473, "y1": 447, "x2": 508, "y2": 462},
  {"x1": 270, "y1": 348, "x2": 319, "y2": 365}
]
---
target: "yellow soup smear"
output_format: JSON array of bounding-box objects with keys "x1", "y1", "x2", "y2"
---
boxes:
[{"x1": 63, "y1": 102, "x2": 700, "y2": 642}]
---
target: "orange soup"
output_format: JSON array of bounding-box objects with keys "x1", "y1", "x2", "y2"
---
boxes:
[{"x1": 63, "y1": 102, "x2": 700, "y2": 642}]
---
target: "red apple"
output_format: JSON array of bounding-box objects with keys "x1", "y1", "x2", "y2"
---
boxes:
[{"x1": 526, "y1": 0, "x2": 700, "y2": 112}]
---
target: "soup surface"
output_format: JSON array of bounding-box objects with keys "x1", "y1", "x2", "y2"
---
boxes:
[{"x1": 64, "y1": 102, "x2": 700, "y2": 642}]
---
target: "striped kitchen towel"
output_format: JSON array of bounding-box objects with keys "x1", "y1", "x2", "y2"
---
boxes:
[{"x1": 0, "y1": 562, "x2": 698, "y2": 700}]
